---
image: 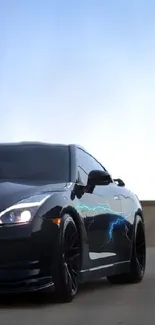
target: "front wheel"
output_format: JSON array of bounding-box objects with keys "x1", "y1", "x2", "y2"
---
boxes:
[
  {"x1": 107, "y1": 215, "x2": 146, "y2": 284},
  {"x1": 53, "y1": 215, "x2": 81, "y2": 302}
]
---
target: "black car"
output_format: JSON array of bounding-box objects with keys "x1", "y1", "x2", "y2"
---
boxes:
[{"x1": 0, "y1": 142, "x2": 146, "y2": 302}]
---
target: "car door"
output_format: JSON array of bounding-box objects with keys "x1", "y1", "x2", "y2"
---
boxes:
[
  {"x1": 76, "y1": 148, "x2": 123, "y2": 268},
  {"x1": 114, "y1": 185, "x2": 135, "y2": 261},
  {"x1": 93, "y1": 181, "x2": 125, "y2": 263}
]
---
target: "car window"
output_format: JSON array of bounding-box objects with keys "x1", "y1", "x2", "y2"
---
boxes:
[
  {"x1": 77, "y1": 148, "x2": 106, "y2": 185},
  {"x1": 0, "y1": 144, "x2": 70, "y2": 183}
]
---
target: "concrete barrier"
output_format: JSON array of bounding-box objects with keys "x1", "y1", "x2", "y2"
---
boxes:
[{"x1": 141, "y1": 201, "x2": 155, "y2": 246}]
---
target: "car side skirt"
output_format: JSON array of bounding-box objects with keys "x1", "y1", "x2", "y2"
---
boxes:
[{"x1": 79, "y1": 260, "x2": 130, "y2": 283}]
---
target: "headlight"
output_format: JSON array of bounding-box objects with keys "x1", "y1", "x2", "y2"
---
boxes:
[{"x1": 0, "y1": 194, "x2": 50, "y2": 225}]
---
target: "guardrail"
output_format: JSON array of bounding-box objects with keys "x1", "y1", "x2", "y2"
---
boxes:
[{"x1": 141, "y1": 201, "x2": 155, "y2": 246}]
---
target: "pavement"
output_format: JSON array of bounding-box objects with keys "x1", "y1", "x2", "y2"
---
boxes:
[{"x1": 0, "y1": 247, "x2": 154, "y2": 325}]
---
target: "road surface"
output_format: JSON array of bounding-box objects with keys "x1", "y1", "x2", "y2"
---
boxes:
[{"x1": 0, "y1": 248, "x2": 154, "y2": 325}]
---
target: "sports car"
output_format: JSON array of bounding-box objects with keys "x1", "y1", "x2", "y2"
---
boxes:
[{"x1": 0, "y1": 142, "x2": 146, "y2": 302}]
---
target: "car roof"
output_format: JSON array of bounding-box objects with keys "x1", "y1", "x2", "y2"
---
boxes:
[
  {"x1": 0, "y1": 141, "x2": 68, "y2": 148},
  {"x1": 0, "y1": 142, "x2": 86, "y2": 150}
]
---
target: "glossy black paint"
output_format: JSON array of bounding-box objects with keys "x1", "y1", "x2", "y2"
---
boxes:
[{"x1": 0, "y1": 142, "x2": 143, "y2": 293}]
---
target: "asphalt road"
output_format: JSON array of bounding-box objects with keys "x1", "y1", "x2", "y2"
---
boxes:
[{"x1": 0, "y1": 247, "x2": 154, "y2": 325}]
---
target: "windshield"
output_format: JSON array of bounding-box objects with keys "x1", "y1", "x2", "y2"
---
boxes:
[{"x1": 0, "y1": 144, "x2": 70, "y2": 183}]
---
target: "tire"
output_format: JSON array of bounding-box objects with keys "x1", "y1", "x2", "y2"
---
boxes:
[
  {"x1": 107, "y1": 215, "x2": 146, "y2": 284},
  {"x1": 53, "y1": 214, "x2": 81, "y2": 302}
]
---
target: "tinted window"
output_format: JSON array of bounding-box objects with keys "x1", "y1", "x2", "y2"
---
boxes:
[
  {"x1": 77, "y1": 148, "x2": 105, "y2": 184},
  {"x1": 0, "y1": 145, "x2": 69, "y2": 183}
]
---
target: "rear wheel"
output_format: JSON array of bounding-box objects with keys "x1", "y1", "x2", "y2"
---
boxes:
[
  {"x1": 107, "y1": 215, "x2": 146, "y2": 284},
  {"x1": 53, "y1": 215, "x2": 81, "y2": 302}
]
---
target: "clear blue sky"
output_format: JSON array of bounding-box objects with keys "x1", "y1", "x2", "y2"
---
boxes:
[{"x1": 0, "y1": 0, "x2": 155, "y2": 199}]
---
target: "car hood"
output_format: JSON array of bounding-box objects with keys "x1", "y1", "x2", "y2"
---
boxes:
[{"x1": 0, "y1": 181, "x2": 67, "y2": 212}]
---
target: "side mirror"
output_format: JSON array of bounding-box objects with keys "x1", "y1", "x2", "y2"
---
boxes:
[
  {"x1": 114, "y1": 178, "x2": 125, "y2": 187},
  {"x1": 88, "y1": 170, "x2": 112, "y2": 186}
]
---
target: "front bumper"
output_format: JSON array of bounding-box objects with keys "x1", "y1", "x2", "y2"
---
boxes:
[
  {"x1": 0, "y1": 217, "x2": 59, "y2": 293},
  {"x1": 0, "y1": 274, "x2": 54, "y2": 294}
]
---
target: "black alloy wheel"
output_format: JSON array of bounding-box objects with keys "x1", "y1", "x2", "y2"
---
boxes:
[
  {"x1": 134, "y1": 215, "x2": 146, "y2": 279},
  {"x1": 53, "y1": 215, "x2": 81, "y2": 302}
]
